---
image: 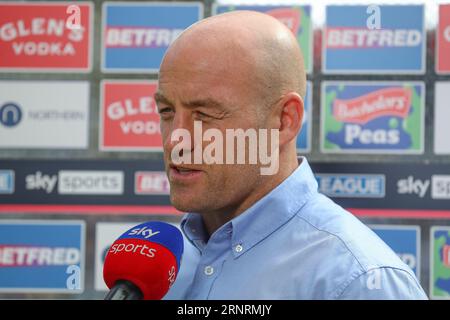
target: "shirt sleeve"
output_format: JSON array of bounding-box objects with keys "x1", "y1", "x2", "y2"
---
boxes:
[{"x1": 335, "y1": 267, "x2": 428, "y2": 300}]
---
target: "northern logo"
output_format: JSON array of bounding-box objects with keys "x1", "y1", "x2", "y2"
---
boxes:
[{"x1": 0, "y1": 103, "x2": 22, "y2": 127}]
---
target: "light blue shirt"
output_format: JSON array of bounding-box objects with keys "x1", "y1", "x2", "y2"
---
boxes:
[{"x1": 164, "y1": 158, "x2": 427, "y2": 300}]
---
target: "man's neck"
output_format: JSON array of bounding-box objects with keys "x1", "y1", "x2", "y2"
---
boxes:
[{"x1": 200, "y1": 154, "x2": 301, "y2": 237}]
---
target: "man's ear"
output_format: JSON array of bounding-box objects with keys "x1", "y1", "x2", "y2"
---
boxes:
[{"x1": 276, "y1": 92, "x2": 304, "y2": 147}]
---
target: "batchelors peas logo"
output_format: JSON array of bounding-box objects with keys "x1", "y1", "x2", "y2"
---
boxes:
[
  {"x1": 322, "y1": 83, "x2": 424, "y2": 153},
  {"x1": 0, "y1": 103, "x2": 22, "y2": 127}
]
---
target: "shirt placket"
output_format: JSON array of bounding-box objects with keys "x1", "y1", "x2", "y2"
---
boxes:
[{"x1": 187, "y1": 226, "x2": 231, "y2": 299}]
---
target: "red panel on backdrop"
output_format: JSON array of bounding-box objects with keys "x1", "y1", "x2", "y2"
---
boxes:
[
  {"x1": 0, "y1": 2, "x2": 92, "y2": 71},
  {"x1": 101, "y1": 81, "x2": 163, "y2": 151},
  {"x1": 437, "y1": 4, "x2": 450, "y2": 74}
]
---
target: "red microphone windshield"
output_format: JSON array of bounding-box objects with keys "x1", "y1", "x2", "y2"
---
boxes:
[{"x1": 103, "y1": 238, "x2": 178, "y2": 300}]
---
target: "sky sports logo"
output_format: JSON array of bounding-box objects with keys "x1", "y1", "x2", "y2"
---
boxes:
[
  {"x1": 316, "y1": 174, "x2": 385, "y2": 198},
  {"x1": 397, "y1": 175, "x2": 450, "y2": 199},
  {"x1": 25, "y1": 170, "x2": 124, "y2": 195},
  {"x1": 0, "y1": 170, "x2": 14, "y2": 194}
]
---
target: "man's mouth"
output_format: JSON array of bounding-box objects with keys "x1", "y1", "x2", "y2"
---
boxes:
[
  {"x1": 175, "y1": 167, "x2": 197, "y2": 175},
  {"x1": 169, "y1": 164, "x2": 203, "y2": 180}
]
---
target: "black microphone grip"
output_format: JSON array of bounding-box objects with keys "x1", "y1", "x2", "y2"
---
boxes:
[{"x1": 104, "y1": 280, "x2": 143, "y2": 300}]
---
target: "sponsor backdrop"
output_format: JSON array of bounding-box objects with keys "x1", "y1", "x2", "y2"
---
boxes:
[
  {"x1": 0, "y1": 1, "x2": 93, "y2": 72},
  {"x1": 102, "y1": 2, "x2": 203, "y2": 73},
  {"x1": 0, "y1": 0, "x2": 449, "y2": 300},
  {"x1": 0, "y1": 220, "x2": 85, "y2": 293},
  {"x1": 323, "y1": 5, "x2": 425, "y2": 74},
  {"x1": 369, "y1": 225, "x2": 420, "y2": 278},
  {"x1": 296, "y1": 81, "x2": 312, "y2": 152},
  {"x1": 100, "y1": 80, "x2": 162, "y2": 151},
  {"x1": 0, "y1": 81, "x2": 89, "y2": 149},
  {"x1": 321, "y1": 82, "x2": 424, "y2": 154},
  {"x1": 434, "y1": 82, "x2": 450, "y2": 155},
  {"x1": 214, "y1": 4, "x2": 313, "y2": 74}
]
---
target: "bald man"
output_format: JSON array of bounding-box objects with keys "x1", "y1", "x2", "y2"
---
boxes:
[{"x1": 157, "y1": 11, "x2": 427, "y2": 299}]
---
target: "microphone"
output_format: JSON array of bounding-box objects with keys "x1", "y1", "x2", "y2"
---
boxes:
[{"x1": 103, "y1": 221, "x2": 184, "y2": 300}]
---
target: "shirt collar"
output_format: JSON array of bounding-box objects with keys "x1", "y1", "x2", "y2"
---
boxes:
[{"x1": 181, "y1": 157, "x2": 318, "y2": 257}]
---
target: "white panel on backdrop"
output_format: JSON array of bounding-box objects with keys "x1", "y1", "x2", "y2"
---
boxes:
[
  {"x1": 0, "y1": 81, "x2": 89, "y2": 149},
  {"x1": 94, "y1": 222, "x2": 139, "y2": 291},
  {"x1": 434, "y1": 82, "x2": 450, "y2": 154}
]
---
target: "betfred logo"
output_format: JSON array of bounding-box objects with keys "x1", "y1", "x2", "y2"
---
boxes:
[
  {"x1": 323, "y1": 5, "x2": 425, "y2": 74},
  {"x1": 0, "y1": 220, "x2": 85, "y2": 293},
  {"x1": 326, "y1": 28, "x2": 422, "y2": 49},
  {"x1": 102, "y1": 2, "x2": 202, "y2": 72},
  {"x1": 0, "y1": 2, "x2": 92, "y2": 72},
  {"x1": 0, "y1": 246, "x2": 80, "y2": 267},
  {"x1": 135, "y1": 172, "x2": 169, "y2": 195},
  {"x1": 104, "y1": 27, "x2": 183, "y2": 48},
  {"x1": 100, "y1": 81, "x2": 162, "y2": 151}
]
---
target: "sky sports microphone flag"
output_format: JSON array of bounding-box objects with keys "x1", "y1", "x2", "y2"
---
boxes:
[
  {"x1": 323, "y1": 5, "x2": 425, "y2": 74},
  {"x1": 103, "y1": 221, "x2": 183, "y2": 300}
]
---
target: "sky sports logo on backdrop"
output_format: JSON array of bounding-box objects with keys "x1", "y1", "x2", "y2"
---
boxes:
[
  {"x1": 397, "y1": 175, "x2": 450, "y2": 199},
  {"x1": 323, "y1": 5, "x2": 425, "y2": 74},
  {"x1": 102, "y1": 2, "x2": 202, "y2": 73},
  {"x1": 25, "y1": 170, "x2": 124, "y2": 195},
  {"x1": 316, "y1": 174, "x2": 385, "y2": 198}
]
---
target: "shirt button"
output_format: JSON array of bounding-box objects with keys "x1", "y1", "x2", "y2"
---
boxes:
[
  {"x1": 235, "y1": 244, "x2": 243, "y2": 253},
  {"x1": 204, "y1": 266, "x2": 214, "y2": 276}
]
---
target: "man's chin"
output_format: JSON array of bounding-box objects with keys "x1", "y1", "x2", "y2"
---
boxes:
[{"x1": 170, "y1": 194, "x2": 205, "y2": 213}]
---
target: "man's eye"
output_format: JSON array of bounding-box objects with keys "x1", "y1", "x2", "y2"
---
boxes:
[
  {"x1": 195, "y1": 111, "x2": 211, "y2": 119},
  {"x1": 158, "y1": 108, "x2": 174, "y2": 115}
]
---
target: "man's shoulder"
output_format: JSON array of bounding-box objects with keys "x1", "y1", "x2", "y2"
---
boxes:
[
  {"x1": 293, "y1": 192, "x2": 402, "y2": 268},
  {"x1": 284, "y1": 192, "x2": 425, "y2": 298}
]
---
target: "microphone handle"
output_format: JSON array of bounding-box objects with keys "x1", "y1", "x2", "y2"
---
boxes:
[{"x1": 104, "y1": 280, "x2": 143, "y2": 300}]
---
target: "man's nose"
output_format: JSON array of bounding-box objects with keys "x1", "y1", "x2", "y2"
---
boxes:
[{"x1": 164, "y1": 112, "x2": 198, "y2": 156}]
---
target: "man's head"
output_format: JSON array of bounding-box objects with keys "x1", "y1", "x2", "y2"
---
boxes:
[{"x1": 156, "y1": 11, "x2": 306, "y2": 221}]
